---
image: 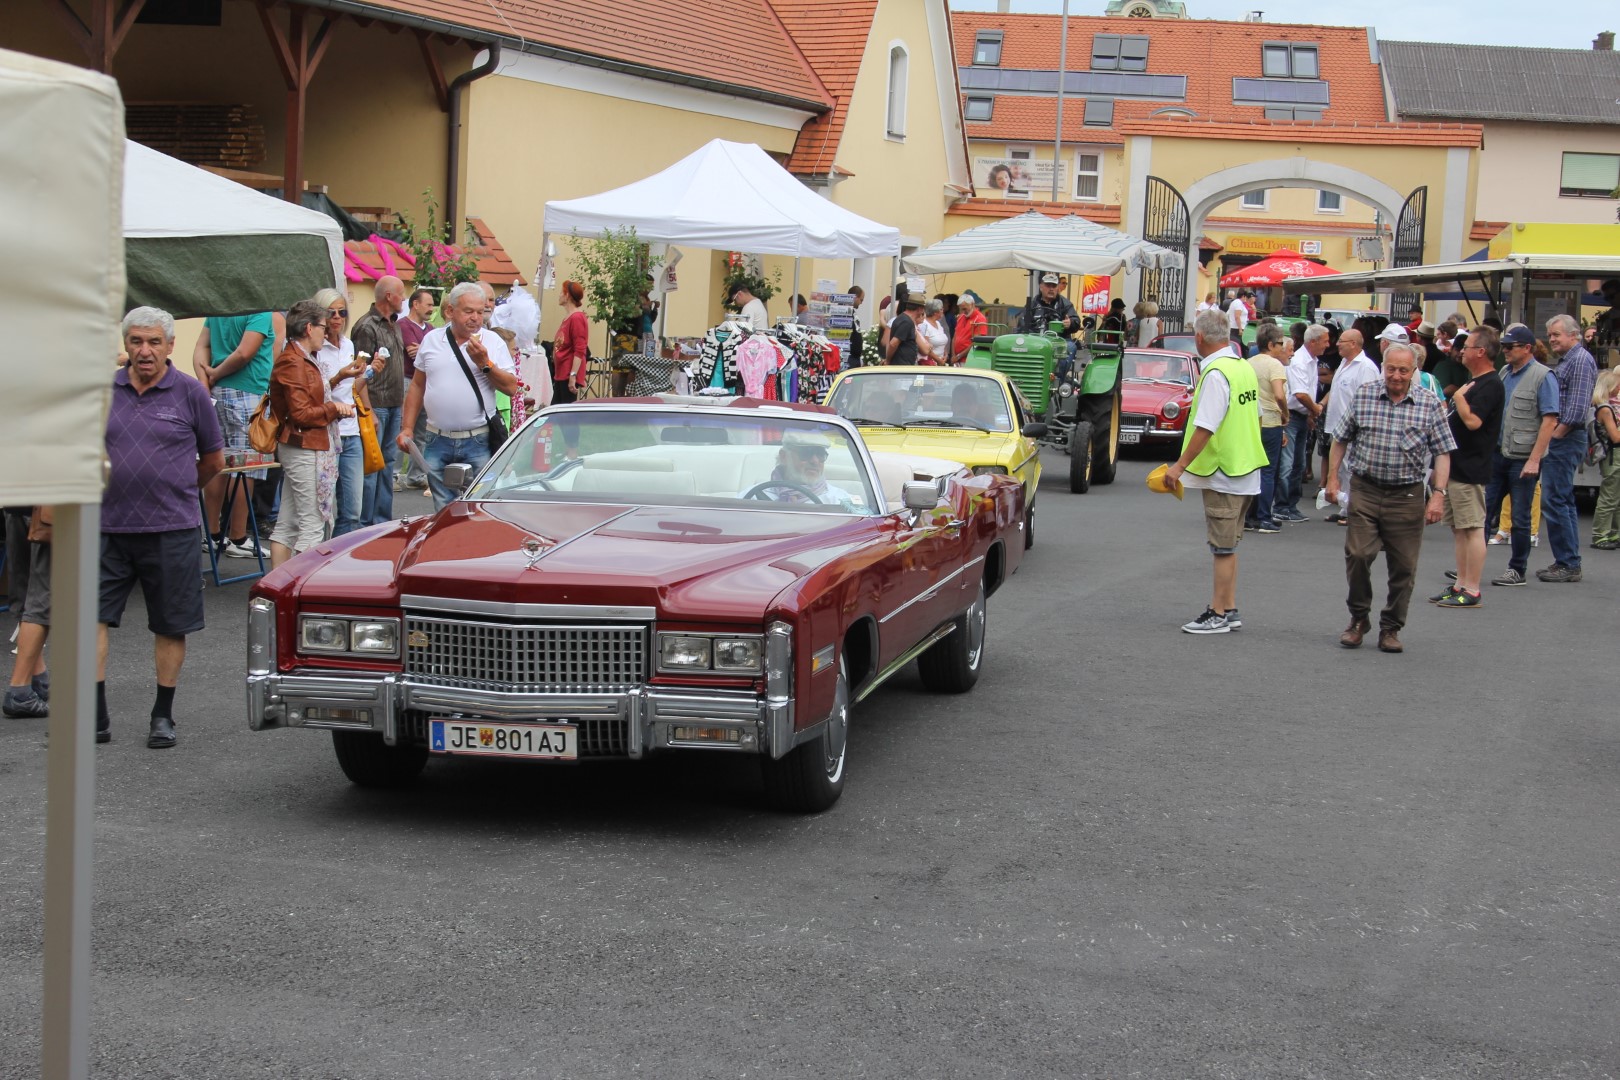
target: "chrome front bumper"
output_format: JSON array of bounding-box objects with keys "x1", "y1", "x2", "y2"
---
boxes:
[{"x1": 246, "y1": 671, "x2": 800, "y2": 759}]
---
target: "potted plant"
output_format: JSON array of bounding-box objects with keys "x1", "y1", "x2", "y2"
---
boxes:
[{"x1": 395, "y1": 188, "x2": 480, "y2": 294}]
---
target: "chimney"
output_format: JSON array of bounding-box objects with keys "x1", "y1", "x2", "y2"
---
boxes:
[
  {"x1": 1596, "y1": 31, "x2": 1615, "y2": 50},
  {"x1": 1245, "y1": 11, "x2": 1265, "y2": 23}
]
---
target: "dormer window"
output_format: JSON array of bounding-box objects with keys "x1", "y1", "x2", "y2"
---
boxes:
[
  {"x1": 1093, "y1": 34, "x2": 1149, "y2": 72},
  {"x1": 1262, "y1": 42, "x2": 1319, "y2": 78},
  {"x1": 974, "y1": 30, "x2": 1003, "y2": 66},
  {"x1": 964, "y1": 96, "x2": 994, "y2": 122}
]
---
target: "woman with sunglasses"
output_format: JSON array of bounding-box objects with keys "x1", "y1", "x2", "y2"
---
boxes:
[
  {"x1": 267, "y1": 299, "x2": 353, "y2": 568},
  {"x1": 312, "y1": 287, "x2": 373, "y2": 536}
]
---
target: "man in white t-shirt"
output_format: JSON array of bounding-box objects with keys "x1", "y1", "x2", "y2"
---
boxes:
[
  {"x1": 1275, "y1": 323, "x2": 1328, "y2": 522},
  {"x1": 399, "y1": 281, "x2": 518, "y2": 510},
  {"x1": 1227, "y1": 291, "x2": 1250, "y2": 350},
  {"x1": 1321, "y1": 328, "x2": 1378, "y2": 521},
  {"x1": 730, "y1": 283, "x2": 769, "y2": 331}
]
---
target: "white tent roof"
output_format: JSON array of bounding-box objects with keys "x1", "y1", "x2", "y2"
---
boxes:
[
  {"x1": 901, "y1": 209, "x2": 1183, "y2": 276},
  {"x1": 544, "y1": 139, "x2": 900, "y2": 259}
]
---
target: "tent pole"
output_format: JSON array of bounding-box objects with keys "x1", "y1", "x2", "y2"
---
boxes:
[
  {"x1": 41, "y1": 501, "x2": 99, "y2": 1080},
  {"x1": 792, "y1": 259, "x2": 800, "y2": 323}
]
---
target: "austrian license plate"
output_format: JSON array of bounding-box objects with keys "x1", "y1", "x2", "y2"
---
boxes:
[
  {"x1": 429, "y1": 719, "x2": 577, "y2": 760},
  {"x1": 1119, "y1": 431, "x2": 1142, "y2": 444}
]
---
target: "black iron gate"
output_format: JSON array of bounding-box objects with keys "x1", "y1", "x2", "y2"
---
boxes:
[
  {"x1": 1390, "y1": 186, "x2": 1428, "y2": 317},
  {"x1": 1139, "y1": 175, "x2": 1191, "y2": 333}
]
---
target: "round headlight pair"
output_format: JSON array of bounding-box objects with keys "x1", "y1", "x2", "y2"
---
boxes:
[{"x1": 1162, "y1": 401, "x2": 1182, "y2": 420}]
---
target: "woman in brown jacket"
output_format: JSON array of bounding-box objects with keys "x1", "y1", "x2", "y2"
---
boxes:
[{"x1": 268, "y1": 299, "x2": 355, "y2": 567}]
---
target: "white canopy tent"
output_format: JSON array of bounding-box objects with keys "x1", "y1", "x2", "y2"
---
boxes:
[
  {"x1": 544, "y1": 139, "x2": 901, "y2": 258},
  {"x1": 124, "y1": 139, "x2": 343, "y2": 318},
  {"x1": 901, "y1": 209, "x2": 1183, "y2": 276}
]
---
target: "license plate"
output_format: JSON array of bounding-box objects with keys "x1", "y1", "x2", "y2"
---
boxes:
[
  {"x1": 1119, "y1": 431, "x2": 1142, "y2": 444},
  {"x1": 429, "y1": 719, "x2": 577, "y2": 760}
]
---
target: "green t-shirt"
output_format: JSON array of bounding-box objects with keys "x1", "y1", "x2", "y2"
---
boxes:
[
  {"x1": 1431, "y1": 356, "x2": 1469, "y2": 397},
  {"x1": 205, "y1": 312, "x2": 275, "y2": 394}
]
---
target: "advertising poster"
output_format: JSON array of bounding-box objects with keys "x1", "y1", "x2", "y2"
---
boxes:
[
  {"x1": 975, "y1": 157, "x2": 1066, "y2": 200},
  {"x1": 1080, "y1": 275, "x2": 1110, "y2": 316}
]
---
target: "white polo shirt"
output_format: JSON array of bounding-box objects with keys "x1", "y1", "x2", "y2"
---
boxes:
[{"x1": 415, "y1": 326, "x2": 514, "y2": 432}]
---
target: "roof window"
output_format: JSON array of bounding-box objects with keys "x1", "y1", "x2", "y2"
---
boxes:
[
  {"x1": 974, "y1": 30, "x2": 1003, "y2": 66},
  {"x1": 1261, "y1": 42, "x2": 1319, "y2": 79},
  {"x1": 964, "y1": 96, "x2": 994, "y2": 122},
  {"x1": 1093, "y1": 34, "x2": 1149, "y2": 72},
  {"x1": 1084, "y1": 99, "x2": 1115, "y2": 126}
]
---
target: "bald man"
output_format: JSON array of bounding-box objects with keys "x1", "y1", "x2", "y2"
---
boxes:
[{"x1": 353, "y1": 274, "x2": 408, "y2": 525}]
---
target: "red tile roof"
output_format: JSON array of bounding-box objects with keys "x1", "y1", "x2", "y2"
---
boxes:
[
  {"x1": 952, "y1": 11, "x2": 1389, "y2": 126},
  {"x1": 345, "y1": 218, "x2": 521, "y2": 288},
  {"x1": 773, "y1": 0, "x2": 880, "y2": 175},
  {"x1": 965, "y1": 97, "x2": 1127, "y2": 144},
  {"x1": 1470, "y1": 220, "x2": 1509, "y2": 241},
  {"x1": 952, "y1": 198, "x2": 1122, "y2": 223},
  {"x1": 361, "y1": 0, "x2": 832, "y2": 111}
]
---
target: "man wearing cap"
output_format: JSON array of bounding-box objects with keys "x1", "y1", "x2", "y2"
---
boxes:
[
  {"x1": 748, "y1": 431, "x2": 859, "y2": 511},
  {"x1": 951, "y1": 290, "x2": 989, "y2": 365},
  {"x1": 885, "y1": 295, "x2": 923, "y2": 365},
  {"x1": 1484, "y1": 324, "x2": 1559, "y2": 586},
  {"x1": 1018, "y1": 273, "x2": 1081, "y2": 341},
  {"x1": 1165, "y1": 308, "x2": 1267, "y2": 635},
  {"x1": 1326, "y1": 342, "x2": 1455, "y2": 653},
  {"x1": 1536, "y1": 314, "x2": 1599, "y2": 582},
  {"x1": 731, "y1": 282, "x2": 768, "y2": 332}
]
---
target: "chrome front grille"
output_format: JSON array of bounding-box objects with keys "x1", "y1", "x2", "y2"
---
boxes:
[{"x1": 405, "y1": 615, "x2": 648, "y2": 693}]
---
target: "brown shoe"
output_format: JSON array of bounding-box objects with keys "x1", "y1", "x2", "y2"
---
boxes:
[
  {"x1": 1377, "y1": 629, "x2": 1403, "y2": 653},
  {"x1": 1339, "y1": 617, "x2": 1371, "y2": 648}
]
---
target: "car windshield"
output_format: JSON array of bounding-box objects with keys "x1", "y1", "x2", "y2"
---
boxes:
[
  {"x1": 825, "y1": 371, "x2": 1013, "y2": 432},
  {"x1": 1123, "y1": 351, "x2": 1193, "y2": 385},
  {"x1": 466, "y1": 408, "x2": 882, "y2": 515}
]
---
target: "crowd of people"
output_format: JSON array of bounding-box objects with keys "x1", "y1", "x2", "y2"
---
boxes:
[{"x1": 1164, "y1": 297, "x2": 1612, "y2": 648}]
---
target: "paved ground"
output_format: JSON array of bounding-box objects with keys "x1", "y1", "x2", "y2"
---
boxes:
[{"x1": 1, "y1": 457, "x2": 1616, "y2": 1079}]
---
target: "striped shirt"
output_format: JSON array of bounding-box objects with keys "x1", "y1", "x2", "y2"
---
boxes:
[{"x1": 1332, "y1": 379, "x2": 1456, "y2": 485}]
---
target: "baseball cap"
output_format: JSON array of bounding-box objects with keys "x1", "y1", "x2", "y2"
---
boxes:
[
  {"x1": 1375, "y1": 324, "x2": 1409, "y2": 344},
  {"x1": 1501, "y1": 325, "x2": 1536, "y2": 347},
  {"x1": 1040, "y1": 273, "x2": 1060, "y2": 285},
  {"x1": 1145, "y1": 463, "x2": 1184, "y2": 500}
]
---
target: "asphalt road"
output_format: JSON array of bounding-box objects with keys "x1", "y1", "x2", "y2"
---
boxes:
[{"x1": 2, "y1": 459, "x2": 1616, "y2": 1079}]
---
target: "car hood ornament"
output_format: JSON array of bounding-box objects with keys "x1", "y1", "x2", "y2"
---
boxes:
[{"x1": 521, "y1": 537, "x2": 547, "y2": 571}]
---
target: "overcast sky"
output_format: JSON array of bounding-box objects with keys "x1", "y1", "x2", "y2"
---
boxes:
[{"x1": 949, "y1": 0, "x2": 1616, "y2": 51}]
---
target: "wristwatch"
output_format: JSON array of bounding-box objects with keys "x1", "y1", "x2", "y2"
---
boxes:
[{"x1": 1431, "y1": 487, "x2": 1447, "y2": 496}]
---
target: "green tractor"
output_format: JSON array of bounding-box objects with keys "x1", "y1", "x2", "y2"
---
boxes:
[{"x1": 965, "y1": 323, "x2": 1123, "y2": 493}]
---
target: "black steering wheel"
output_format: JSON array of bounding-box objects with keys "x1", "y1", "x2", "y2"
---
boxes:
[{"x1": 743, "y1": 480, "x2": 824, "y2": 504}]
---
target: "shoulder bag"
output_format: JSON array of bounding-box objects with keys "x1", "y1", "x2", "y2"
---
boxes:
[
  {"x1": 354, "y1": 398, "x2": 385, "y2": 474},
  {"x1": 248, "y1": 393, "x2": 280, "y2": 454},
  {"x1": 448, "y1": 333, "x2": 508, "y2": 452}
]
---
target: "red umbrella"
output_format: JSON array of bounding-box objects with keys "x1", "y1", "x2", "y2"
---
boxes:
[{"x1": 1219, "y1": 248, "x2": 1341, "y2": 288}]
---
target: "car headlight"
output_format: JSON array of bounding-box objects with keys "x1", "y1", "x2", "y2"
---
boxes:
[
  {"x1": 1058, "y1": 382, "x2": 1075, "y2": 398},
  {"x1": 713, "y1": 638, "x2": 764, "y2": 672},
  {"x1": 972, "y1": 465, "x2": 1008, "y2": 477},
  {"x1": 350, "y1": 621, "x2": 399, "y2": 654},
  {"x1": 1162, "y1": 401, "x2": 1182, "y2": 420},
  {"x1": 660, "y1": 635, "x2": 712, "y2": 669},
  {"x1": 300, "y1": 617, "x2": 351, "y2": 653},
  {"x1": 298, "y1": 615, "x2": 401, "y2": 658}
]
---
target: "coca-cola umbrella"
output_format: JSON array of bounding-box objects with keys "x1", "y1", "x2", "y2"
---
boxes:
[{"x1": 1220, "y1": 248, "x2": 1341, "y2": 288}]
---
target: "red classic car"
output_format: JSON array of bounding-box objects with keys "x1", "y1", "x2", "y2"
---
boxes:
[
  {"x1": 1118, "y1": 348, "x2": 1201, "y2": 447},
  {"x1": 246, "y1": 398, "x2": 1026, "y2": 812}
]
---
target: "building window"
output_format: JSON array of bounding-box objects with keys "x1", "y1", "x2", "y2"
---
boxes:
[
  {"x1": 1262, "y1": 42, "x2": 1319, "y2": 78},
  {"x1": 886, "y1": 44, "x2": 909, "y2": 138},
  {"x1": 1074, "y1": 150, "x2": 1103, "y2": 201},
  {"x1": 1264, "y1": 106, "x2": 1324, "y2": 121},
  {"x1": 1240, "y1": 189, "x2": 1269, "y2": 210},
  {"x1": 1560, "y1": 152, "x2": 1620, "y2": 198},
  {"x1": 1317, "y1": 190, "x2": 1342, "y2": 213},
  {"x1": 1092, "y1": 34, "x2": 1149, "y2": 72},
  {"x1": 964, "y1": 96, "x2": 993, "y2": 122},
  {"x1": 1083, "y1": 99, "x2": 1114, "y2": 126},
  {"x1": 973, "y1": 31, "x2": 1003, "y2": 66}
]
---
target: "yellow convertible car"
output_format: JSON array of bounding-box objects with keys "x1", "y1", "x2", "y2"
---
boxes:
[{"x1": 824, "y1": 366, "x2": 1045, "y2": 548}]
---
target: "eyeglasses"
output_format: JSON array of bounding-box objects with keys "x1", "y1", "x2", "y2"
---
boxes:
[
  {"x1": 328, "y1": 308, "x2": 348, "y2": 318},
  {"x1": 312, "y1": 322, "x2": 328, "y2": 331},
  {"x1": 787, "y1": 447, "x2": 828, "y2": 461}
]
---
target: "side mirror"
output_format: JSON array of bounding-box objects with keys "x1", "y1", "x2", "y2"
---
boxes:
[
  {"x1": 1021, "y1": 422, "x2": 1049, "y2": 439},
  {"x1": 901, "y1": 480, "x2": 939, "y2": 512},
  {"x1": 442, "y1": 462, "x2": 474, "y2": 494}
]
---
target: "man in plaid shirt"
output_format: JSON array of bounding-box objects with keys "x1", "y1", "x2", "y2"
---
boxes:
[
  {"x1": 1534, "y1": 314, "x2": 1598, "y2": 582},
  {"x1": 1326, "y1": 342, "x2": 1457, "y2": 654}
]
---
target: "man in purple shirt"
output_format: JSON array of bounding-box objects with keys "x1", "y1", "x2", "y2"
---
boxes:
[
  {"x1": 1536, "y1": 314, "x2": 1598, "y2": 582},
  {"x1": 99, "y1": 307, "x2": 224, "y2": 747}
]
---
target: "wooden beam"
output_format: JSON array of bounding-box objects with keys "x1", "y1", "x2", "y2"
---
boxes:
[
  {"x1": 283, "y1": 5, "x2": 306, "y2": 201},
  {"x1": 46, "y1": 0, "x2": 92, "y2": 55},
  {"x1": 255, "y1": 0, "x2": 299, "y2": 89},
  {"x1": 305, "y1": 14, "x2": 337, "y2": 80},
  {"x1": 107, "y1": 0, "x2": 148, "y2": 58},
  {"x1": 415, "y1": 30, "x2": 449, "y2": 113}
]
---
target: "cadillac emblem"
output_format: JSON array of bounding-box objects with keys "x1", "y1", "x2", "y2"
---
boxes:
[
  {"x1": 521, "y1": 537, "x2": 546, "y2": 571},
  {"x1": 407, "y1": 629, "x2": 431, "y2": 649}
]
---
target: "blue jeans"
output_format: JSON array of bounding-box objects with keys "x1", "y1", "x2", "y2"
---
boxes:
[
  {"x1": 1246, "y1": 425, "x2": 1284, "y2": 525},
  {"x1": 1540, "y1": 432, "x2": 1586, "y2": 570},
  {"x1": 1485, "y1": 452, "x2": 1540, "y2": 574},
  {"x1": 1276, "y1": 411, "x2": 1311, "y2": 512},
  {"x1": 333, "y1": 434, "x2": 366, "y2": 536},
  {"x1": 362, "y1": 406, "x2": 401, "y2": 526},
  {"x1": 423, "y1": 431, "x2": 491, "y2": 511}
]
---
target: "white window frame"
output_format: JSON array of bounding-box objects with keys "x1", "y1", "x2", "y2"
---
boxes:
[
  {"x1": 1316, "y1": 189, "x2": 1343, "y2": 214},
  {"x1": 886, "y1": 42, "x2": 909, "y2": 140},
  {"x1": 1240, "y1": 189, "x2": 1269, "y2": 211},
  {"x1": 1073, "y1": 147, "x2": 1105, "y2": 202}
]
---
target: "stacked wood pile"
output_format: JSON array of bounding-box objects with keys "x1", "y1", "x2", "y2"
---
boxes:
[{"x1": 127, "y1": 103, "x2": 266, "y2": 169}]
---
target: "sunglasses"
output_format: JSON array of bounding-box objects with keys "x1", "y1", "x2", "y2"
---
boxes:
[
  {"x1": 787, "y1": 446, "x2": 828, "y2": 460},
  {"x1": 328, "y1": 308, "x2": 348, "y2": 318}
]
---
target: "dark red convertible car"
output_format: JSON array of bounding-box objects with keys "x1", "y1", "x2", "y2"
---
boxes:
[
  {"x1": 246, "y1": 398, "x2": 1026, "y2": 812},
  {"x1": 1118, "y1": 348, "x2": 1200, "y2": 448}
]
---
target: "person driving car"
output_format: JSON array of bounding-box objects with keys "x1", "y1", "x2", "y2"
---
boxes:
[
  {"x1": 747, "y1": 430, "x2": 859, "y2": 510},
  {"x1": 947, "y1": 383, "x2": 998, "y2": 428}
]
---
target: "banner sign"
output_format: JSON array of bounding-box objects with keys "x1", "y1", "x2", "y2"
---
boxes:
[
  {"x1": 1080, "y1": 275, "x2": 1111, "y2": 316},
  {"x1": 974, "y1": 156, "x2": 1065, "y2": 199}
]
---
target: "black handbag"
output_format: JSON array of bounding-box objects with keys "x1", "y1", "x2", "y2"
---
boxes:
[{"x1": 447, "y1": 333, "x2": 508, "y2": 452}]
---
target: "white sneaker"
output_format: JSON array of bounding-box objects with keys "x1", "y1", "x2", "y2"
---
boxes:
[
  {"x1": 1531, "y1": 533, "x2": 1540, "y2": 547},
  {"x1": 1181, "y1": 607, "x2": 1231, "y2": 635},
  {"x1": 1487, "y1": 530, "x2": 1509, "y2": 546},
  {"x1": 222, "y1": 539, "x2": 261, "y2": 559}
]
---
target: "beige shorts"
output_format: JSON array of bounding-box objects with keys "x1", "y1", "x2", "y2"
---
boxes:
[
  {"x1": 1202, "y1": 489, "x2": 1251, "y2": 554},
  {"x1": 1442, "y1": 482, "x2": 1487, "y2": 530}
]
